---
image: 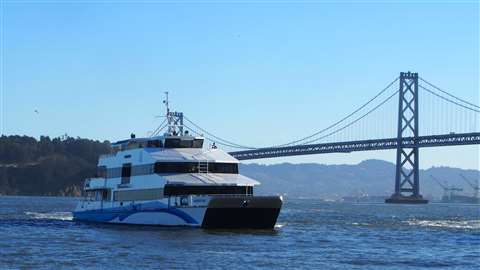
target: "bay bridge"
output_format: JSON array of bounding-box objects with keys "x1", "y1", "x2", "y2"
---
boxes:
[{"x1": 155, "y1": 72, "x2": 480, "y2": 204}]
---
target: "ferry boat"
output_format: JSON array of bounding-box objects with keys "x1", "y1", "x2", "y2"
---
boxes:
[{"x1": 73, "y1": 98, "x2": 282, "y2": 229}]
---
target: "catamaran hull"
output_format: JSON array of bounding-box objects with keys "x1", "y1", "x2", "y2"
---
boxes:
[{"x1": 73, "y1": 196, "x2": 282, "y2": 229}]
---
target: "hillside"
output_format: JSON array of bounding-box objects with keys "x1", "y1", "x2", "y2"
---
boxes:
[
  {"x1": 240, "y1": 160, "x2": 480, "y2": 200},
  {"x1": 0, "y1": 135, "x2": 110, "y2": 196}
]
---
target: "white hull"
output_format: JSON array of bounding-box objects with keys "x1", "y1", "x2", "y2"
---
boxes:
[{"x1": 74, "y1": 200, "x2": 206, "y2": 227}]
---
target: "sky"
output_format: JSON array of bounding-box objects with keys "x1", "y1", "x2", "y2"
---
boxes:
[{"x1": 1, "y1": 1, "x2": 479, "y2": 169}]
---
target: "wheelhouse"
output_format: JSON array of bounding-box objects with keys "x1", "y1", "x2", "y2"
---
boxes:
[{"x1": 110, "y1": 135, "x2": 204, "y2": 154}]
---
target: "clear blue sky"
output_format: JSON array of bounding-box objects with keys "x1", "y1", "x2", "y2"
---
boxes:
[{"x1": 2, "y1": 1, "x2": 479, "y2": 169}]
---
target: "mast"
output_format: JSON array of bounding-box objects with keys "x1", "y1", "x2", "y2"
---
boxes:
[
  {"x1": 163, "y1": 91, "x2": 184, "y2": 136},
  {"x1": 164, "y1": 91, "x2": 170, "y2": 114}
]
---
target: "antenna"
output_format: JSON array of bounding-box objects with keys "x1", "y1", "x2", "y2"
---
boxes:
[{"x1": 163, "y1": 91, "x2": 170, "y2": 114}]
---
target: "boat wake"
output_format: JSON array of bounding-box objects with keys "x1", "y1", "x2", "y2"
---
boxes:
[
  {"x1": 405, "y1": 219, "x2": 480, "y2": 230},
  {"x1": 25, "y1": 211, "x2": 73, "y2": 221}
]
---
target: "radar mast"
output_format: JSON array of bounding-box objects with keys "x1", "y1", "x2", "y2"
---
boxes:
[{"x1": 163, "y1": 91, "x2": 184, "y2": 136}]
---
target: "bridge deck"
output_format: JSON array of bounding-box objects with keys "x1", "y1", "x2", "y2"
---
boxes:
[{"x1": 229, "y1": 132, "x2": 480, "y2": 160}]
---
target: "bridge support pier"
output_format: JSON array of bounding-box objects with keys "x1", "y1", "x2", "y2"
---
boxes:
[{"x1": 386, "y1": 72, "x2": 428, "y2": 204}]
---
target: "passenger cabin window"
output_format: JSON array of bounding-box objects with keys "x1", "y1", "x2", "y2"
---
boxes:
[
  {"x1": 208, "y1": 163, "x2": 239, "y2": 174},
  {"x1": 147, "y1": 140, "x2": 163, "y2": 148},
  {"x1": 113, "y1": 188, "x2": 164, "y2": 201},
  {"x1": 164, "y1": 138, "x2": 204, "y2": 148},
  {"x1": 85, "y1": 189, "x2": 110, "y2": 201},
  {"x1": 154, "y1": 162, "x2": 197, "y2": 173},
  {"x1": 121, "y1": 163, "x2": 132, "y2": 184},
  {"x1": 164, "y1": 185, "x2": 252, "y2": 196},
  {"x1": 154, "y1": 162, "x2": 238, "y2": 174}
]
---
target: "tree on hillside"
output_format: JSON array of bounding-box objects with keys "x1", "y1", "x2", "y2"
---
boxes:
[{"x1": 0, "y1": 135, "x2": 111, "y2": 196}]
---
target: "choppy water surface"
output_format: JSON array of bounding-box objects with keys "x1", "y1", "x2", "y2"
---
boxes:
[{"x1": 0, "y1": 196, "x2": 479, "y2": 269}]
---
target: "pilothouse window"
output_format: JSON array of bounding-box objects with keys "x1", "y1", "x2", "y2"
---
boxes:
[
  {"x1": 147, "y1": 140, "x2": 163, "y2": 148},
  {"x1": 164, "y1": 138, "x2": 203, "y2": 148},
  {"x1": 164, "y1": 138, "x2": 180, "y2": 148},
  {"x1": 192, "y1": 139, "x2": 203, "y2": 148}
]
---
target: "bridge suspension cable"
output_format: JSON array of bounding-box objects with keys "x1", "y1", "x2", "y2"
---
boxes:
[
  {"x1": 418, "y1": 85, "x2": 480, "y2": 113},
  {"x1": 267, "y1": 77, "x2": 399, "y2": 147},
  {"x1": 298, "y1": 89, "x2": 399, "y2": 145},
  {"x1": 183, "y1": 117, "x2": 257, "y2": 149},
  {"x1": 183, "y1": 122, "x2": 256, "y2": 149},
  {"x1": 182, "y1": 77, "x2": 399, "y2": 149},
  {"x1": 419, "y1": 77, "x2": 480, "y2": 110}
]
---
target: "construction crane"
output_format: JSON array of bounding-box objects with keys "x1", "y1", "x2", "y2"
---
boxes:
[
  {"x1": 460, "y1": 174, "x2": 480, "y2": 198},
  {"x1": 430, "y1": 175, "x2": 463, "y2": 201}
]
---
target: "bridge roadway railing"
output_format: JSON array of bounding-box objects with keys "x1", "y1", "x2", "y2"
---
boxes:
[{"x1": 229, "y1": 132, "x2": 480, "y2": 160}]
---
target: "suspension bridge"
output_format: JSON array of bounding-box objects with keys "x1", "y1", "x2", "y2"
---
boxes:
[{"x1": 153, "y1": 72, "x2": 480, "y2": 204}]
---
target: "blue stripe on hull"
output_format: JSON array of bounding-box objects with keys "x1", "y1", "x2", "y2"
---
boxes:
[{"x1": 73, "y1": 202, "x2": 198, "y2": 224}]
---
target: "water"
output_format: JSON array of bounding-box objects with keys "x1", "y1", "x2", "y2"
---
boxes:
[{"x1": 0, "y1": 196, "x2": 479, "y2": 269}]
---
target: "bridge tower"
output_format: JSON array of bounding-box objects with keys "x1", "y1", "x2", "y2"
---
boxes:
[{"x1": 386, "y1": 72, "x2": 428, "y2": 204}]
